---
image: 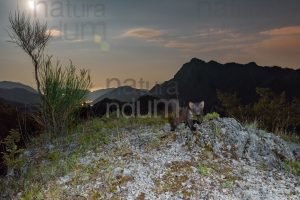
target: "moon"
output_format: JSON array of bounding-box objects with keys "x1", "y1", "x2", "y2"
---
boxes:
[{"x1": 28, "y1": 0, "x2": 35, "y2": 10}]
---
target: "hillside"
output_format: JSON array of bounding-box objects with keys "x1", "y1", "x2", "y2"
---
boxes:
[
  {"x1": 1, "y1": 116, "x2": 299, "y2": 199},
  {"x1": 151, "y1": 58, "x2": 300, "y2": 109}
]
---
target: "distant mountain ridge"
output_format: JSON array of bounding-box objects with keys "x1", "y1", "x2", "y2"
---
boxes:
[
  {"x1": 0, "y1": 81, "x2": 151, "y2": 107},
  {"x1": 0, "y1": 81, "x2": 40, "y2": 106},
  {"x1": 151, "y1": 58, "x2": 300, "y2": 110},
  {"x1": 88, "y1": 86, "x2": 151, "y2": 104},
  {"x1": 86, "y1": 88, "x2": 115, "y2": 103},
  {"x1": 0, "y1": 81, "x2": 37, "y2": 93},
  {"x1": 0, "y1": 88, "x2": 40, "y2": 106},
  {"x1": 2, "y1": 58, "x2": 300, "y2": 110}
]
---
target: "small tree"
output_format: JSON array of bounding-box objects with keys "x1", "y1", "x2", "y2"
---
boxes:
[
  {"x1": 8, "y1": 11, "x2": 91, "y2": 135},
  {"x1": 8, "y1": 11, "x2": 51, "y2": 97}
]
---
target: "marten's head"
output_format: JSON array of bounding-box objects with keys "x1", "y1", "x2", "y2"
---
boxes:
[{"x1": 188, "y1": 101, "x2": 205, "y2": 116}]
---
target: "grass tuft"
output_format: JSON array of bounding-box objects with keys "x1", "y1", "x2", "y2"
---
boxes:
[
  {"x1": 203, "y1": 112, "x2": 220, "y2": 121},
  {"x1": 285, "y1": 160, "x2": 300, "y2": 176},
  {"x1": 197, "y1": 165, "x2": 211, "y2": 176}
]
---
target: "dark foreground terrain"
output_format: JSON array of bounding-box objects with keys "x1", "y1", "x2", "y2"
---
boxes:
[{"x1": 1, "y1": 116, "x2": 299, "y2": 199}]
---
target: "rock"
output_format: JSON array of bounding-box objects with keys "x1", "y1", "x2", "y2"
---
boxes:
[
  {"x1": 58, "y1": 175, "x2": 72, "y2": 184},
  {"x1": 46, "y1": 144, "x2": 55, "y2": 152},
  {"x1": 113, "y1": 167, "x2": 123, "y2": 178},
  {"x1": 4, "y1": 118, "x2": 300, "y2": 200},
  {"x1": 66, "y1": 143, "x2": 77, "y2": 155},
  {"x1": 163, "y1": 123, "x2": 171, "y2": 132},
  {"x1": 177, "y1": 123, "x2": 186, "y2": 130},
  {"x1": 23, "y1": 150, "x2": 33, "y2": 157},
  {"x1": 287, "y1": 142, "x2": 300, "y2": 162},
  {"x1": 79, "y1": 157, "x2": 93, "y2": 166},
  {"x1": 196, "y1": 118, "x2": 297, "y2": 168},
  {"x1": 123, "y1": 168, "x2": 131, "y2": 176}
]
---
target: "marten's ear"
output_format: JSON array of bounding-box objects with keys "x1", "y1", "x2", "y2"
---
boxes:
[
  {"x1": 189, "y1": 102, "x2": 195, "y2": 109},
  {"x1": 199, "y1": 101, "x2": 205, "y2": 110}
]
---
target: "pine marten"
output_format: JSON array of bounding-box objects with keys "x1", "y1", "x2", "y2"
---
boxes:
[{"x1": 169, "y1": 101, "x2": 205, "y2": 131}]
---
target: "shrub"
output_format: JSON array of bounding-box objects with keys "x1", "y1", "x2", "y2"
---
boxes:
[
  {"x1": 1, "y1": 129, "x2": 27, "y2": 176},
  {"x1": 253, "y1": 88, "x2": 300, "y2": 133},
  {"x1": 216, "y1": 90, "x2": 249, "y2": 121},
  {"x1": 217, "y1": 88, "x2": 300, "y2": 137},
  {"x1": 39, "y1": 56, "x2": 91, "y2": 135}
]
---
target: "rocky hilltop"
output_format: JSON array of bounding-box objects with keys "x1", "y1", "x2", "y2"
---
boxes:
[{"x1": 1, "y1": 117, "x2": 299, "y2": 199}]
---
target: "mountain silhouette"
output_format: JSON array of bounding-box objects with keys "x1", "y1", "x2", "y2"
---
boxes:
[
  {"x1": 86, "y1": 88, "x2": 115, "y2": 103},
  {"x1": 91, "y1": 86, "x2": 150, "y2": 104},
  {"x1": 0, "y1": 81, "x2": 37, "y2": 94},
  {"x1": 151, "y1": 58, "x2": 300, "y2": 111},
  {"x1": 0, "y1": 81, "x2": 40, "y2": 107},
  {"x1": 0, "y1": 88, "x2": 40, "y2": 106}
]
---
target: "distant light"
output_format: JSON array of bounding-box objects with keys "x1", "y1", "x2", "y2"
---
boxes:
[
  {"x1": 94, "y1": 34, "x2": 102, "y2": 43},
  {"x1": 28, "y1": 0, "x2": 35, "y2": 10}
]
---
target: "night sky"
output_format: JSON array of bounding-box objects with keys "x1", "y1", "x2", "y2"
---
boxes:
[{"x1": 1, "y1": 0, "x2": 300, "y2": 90}]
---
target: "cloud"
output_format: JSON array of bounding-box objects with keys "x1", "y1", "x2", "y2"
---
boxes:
[
  {"x1": 178, "y1": 29, "x2": 241, "y2": 41},
  {"x1": 197, "y1": 29, "x2": 238, "y2": 38},
  {"x1": 122, "y1": 27, "x2": 197, "y2": 50},
  {"x1": 245, "y1": 34, "x2": 300, "y2": 65},
  {"x1": 47, "y1": 29, "x2": 63, "y2": 37},
  {"x1": 179, "y1": 29, "x2": 260, "y2": 53},
  {"x1": 260, "y1": 26, "x2": 300, "y2": 36},
  {"x1": 122, "y1": 28, "x2": 164, "y2": 40},
  {"x1": 164, "y1": 40, "x2": 196, "y2": 49},
  {"x1": 207, "y1": 26, "x2": 299, "y2": 68},
  {"x1": 120, "y1": 26, "x2": 300, "y2": 68},
  {"x1": 121, "y1": 27, "x2": 262, "y2": 52},
  {"x1": 238, "y1": 26, "x2": 300, "y2": 67},
  {"x1": 176, "y1": 26, "x2": 300, "y2": 68}
]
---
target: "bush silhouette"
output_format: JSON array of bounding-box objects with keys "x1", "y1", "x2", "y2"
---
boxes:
[
  {"x1": 39, "y1": 56, "x2": 91, "y2": 135},
  {"x1": 218, "y1": 88, "x2": 300, "y2": 136}
]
